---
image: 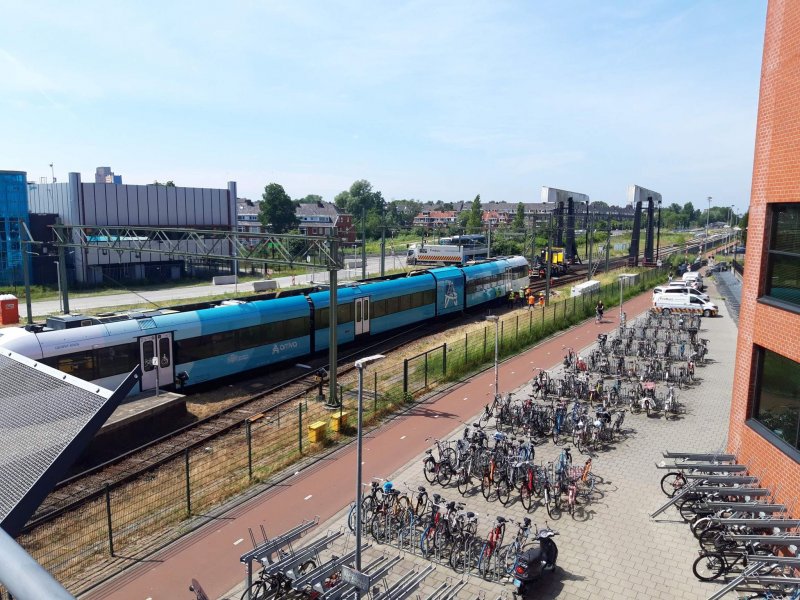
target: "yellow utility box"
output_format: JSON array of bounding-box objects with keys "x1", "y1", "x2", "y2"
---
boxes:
[
  {"x1": 330, "y1": 411, "x2": 350, "y2": 432},
  {"x1": 308, "y1": 420, "x2": 327, "y2": 443}
]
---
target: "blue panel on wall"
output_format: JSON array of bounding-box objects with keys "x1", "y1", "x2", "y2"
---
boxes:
[{"x1": 0, "y1": 171, "x2": 29, "y2": 286}]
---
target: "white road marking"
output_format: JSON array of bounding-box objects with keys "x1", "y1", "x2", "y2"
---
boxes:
[
  {"x1": 233, "y1": 538, "x2": 244, "y2": 546},
  {"x1": 400, "y1": 435, "x2": 406, "y2": 440},
  {"x1": 304, "y1": 494, "x2": 313, "y2": 501}
]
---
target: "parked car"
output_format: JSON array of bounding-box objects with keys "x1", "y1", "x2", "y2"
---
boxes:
[{"x1": 734, "y1": 246, "x2": 746, "y2": 253}]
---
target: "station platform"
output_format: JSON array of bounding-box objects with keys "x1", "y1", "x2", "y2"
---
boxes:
[{"x1": 100, "y1": 389, "x2": 186, "y2": 435}]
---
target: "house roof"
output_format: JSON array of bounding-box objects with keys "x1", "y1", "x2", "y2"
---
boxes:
[{"x1": 296, "y1": 202, "x2": 347, "y2": 217}]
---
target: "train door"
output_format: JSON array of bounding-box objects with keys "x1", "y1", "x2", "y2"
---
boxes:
[
  {"x1": 504, "y1": 268, "x2": 513, "y2": 292},
  {"x1": 355, "y1": 297, "x2": 370, "y2": 336},
  {"x1": 139, "y1": 333, "x2": 174, "y2": 392}
]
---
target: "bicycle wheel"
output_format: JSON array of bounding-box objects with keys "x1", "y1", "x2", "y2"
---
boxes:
[
  {"x1": 347, "y1": 504, "x2": 357, "y2": 533},
  {"x1": 241, "y1": 580, "x2": 271, "y2": 600},
  {"x1": 437, "y1": 461, "x2": 453, "y2": 486},
  {"x1": 544, "y1": 487, "x2": 555, "y2": 518},
  {"x1": 481, "y1": 473, "x2": 494, "y2": 501},
  {"x1": 660, "y1": 472, "x2": 685, "y2": 497},
  {"x1": 698, "y1": 526, "x2": 729, "y2": 552},
  {"x1": 497, "y1": 478, "x2": 512, "y2": 506},
  {"x1": 423, "y1": 457, "x2": 437, "y2": 484},
  {"x1": 449, "y1": 544, "x2": 467, "y2": 573},
  {"x1": 500, "y1": 543, "x2": 517, "y2": 574},
  {"x1": 457, "y1": 471, "x2": 470, "y2": 496},
  {"x1": 420, "y1": 525, "x2": 436, "y2": 556},
  {"x1": 477, "y1": 543, "x2": 494, "y2": 580},
  {"x1": 692, "y1": 552, "x2": 725, "y2": 581},
  {"x1": 677, "y1": 497, "x2": 700, "y2": 523},
  {"x1": 520, "y1": 484, "x2": 533, "y2": 511}
]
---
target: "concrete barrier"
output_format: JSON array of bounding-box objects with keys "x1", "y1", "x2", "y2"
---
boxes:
[
  {"x1": 345, "y1": 259, "x2": 363, "y2": 269},
  {"x1": 212, "y1": 275, "x2": 237, "y2": 285},
  {"x1": 253, "y1": 280, "x2": 279, "y2": 292}
]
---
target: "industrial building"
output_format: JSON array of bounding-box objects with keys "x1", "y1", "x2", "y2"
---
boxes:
[
  {"x1": 25, "y1": 172, "x2": 238, "y2": 285},
  {"x1": 728, "y1": 0, "x2": 800, "y2": 512}
]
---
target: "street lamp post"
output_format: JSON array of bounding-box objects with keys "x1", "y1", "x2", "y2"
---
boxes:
[
  {"x1": 54, "y1": 261, "x2": 62, "y2": 313},
  {"x1": 705, "y1": 196, "x2": 712, "y2": 257},
  {"x1": 486, "y1": 315, "x2": 499, "y2": 399},
  {"x1": 353, "y1": 354, "x2": 385, "y2": 598}
]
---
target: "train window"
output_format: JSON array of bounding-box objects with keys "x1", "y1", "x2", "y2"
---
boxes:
[
  {"x1": 96, "y1": 343, "x2": 139, "y2": 379},
  {"x1": 284, "y1": 316, "x2": 309, "y2": 339},
  {"x1": 142, "y1": 340, "x2": 155, "y2": 371},
  {"x1": 424, "y1": 289, "x2": 436, "y2": 305},
  {"x1": 315, "y1": 307, "x2": 329, "y2": 329},
  {"x1": 387, "y1": 297, "x2": 400, "y2": 314},
  {"x1": 338, "y1": 303, "x2": 353, "y2": 323},
  {"x1": 399, "y1": 294, "x2": 411, "y2": 312},
  {"x1": 54, "y1": 351, "x2": 96, "y2": 380},
  {"x1": 370, "y1": 300, "x2": 386, "y2": 319},
  {"x1": 356, "y1": 301, "x2": 362, "y2": 323},
  {"x1": 159, "y1": 337, "x2": 171, "y2": 367}
]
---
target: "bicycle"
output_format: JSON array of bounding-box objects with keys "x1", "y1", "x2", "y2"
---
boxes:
[
  {"x1": 477, "y1": 516, "x2": 507, "y2": 580},
  {"x1": 241, "y1": 555, "x2": 316, "y2": 600},
  {"x1": 693, "y1": 543, "x2": 775, "y2": 581}
]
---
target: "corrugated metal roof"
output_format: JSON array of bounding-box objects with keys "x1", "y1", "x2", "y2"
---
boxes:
[{"x1": 0, "y1": 349, "x2": 133, "y2": 535}]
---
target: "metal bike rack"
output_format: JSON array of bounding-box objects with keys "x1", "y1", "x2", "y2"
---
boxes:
[
  {"x1": 703, "y1": 502, "x2": 786, "y2": 513},
  {"x1": 683, "y1": 474, "x2": 759, "y2": 485},
  {"x1": 291, "y1": 546, "x2": 363, "y2": 592},
  {"x1": 707, "y1": 517, "x2": 800, "y2": 529},
  {"x1": 726, "y1": 534, "x2": 800, "y2": 545},
  {"x1": 373, "y1": 564, "x2": 435, "y2": 600},
  {"x1": 707, "y1": 556, "x2": 800, "y2": 600},
  {"x1": 649, "y1": 477, "x2": 702, "y2": 518},
  {"x1": 424, "y1": 580, "x2": 468, "y2": 600},
  {"x1": 655, "y1": 463, "x2": 747, "y2": 473},
  {"x1": 259, "y1": 531, "x2": 343, "y2": 577},
  {"x1": 691, "y1": 486, "x2": 770, "y2": 497},
  {"x1": 662, "y1": 451, "x2": 736, "y2": 462},
  {"x1": 239, "y1": 518, "x2": 318, "y2": 599}
]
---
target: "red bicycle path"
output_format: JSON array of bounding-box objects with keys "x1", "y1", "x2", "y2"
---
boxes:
[{"x1": 83, "y1": 293, "x2": 653, "y2": 600}]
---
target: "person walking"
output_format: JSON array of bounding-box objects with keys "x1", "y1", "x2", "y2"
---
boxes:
[{"x1": 528, "y1": 291, "x2": 536, "y2": 311}]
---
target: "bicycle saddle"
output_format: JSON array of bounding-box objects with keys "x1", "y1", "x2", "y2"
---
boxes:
[
  {"x1": 446, "y1": 501, "x2": 456, "y2": 510},
  {"x1": 523, "y1": 517, "x2": 532, "y2": 526},
  {"x1": 432, "y1": 493, "x2": 442, "y2": 502},
  {"x1": 496, "y1": 516, "x2": 507, "y2": 523},
  {"x1": 417, "y1": 486, "x2": 426, "y2": 493},
  {"x1": 424, "y1": 449, "x2": 432, "y2": 455},
  {"x1": 467, "y1": 511, "x2": 475, "y2": 518}
]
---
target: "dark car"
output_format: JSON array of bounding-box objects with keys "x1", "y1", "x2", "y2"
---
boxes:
[{"x1": 734, "y1": 246, "x2": 746, "y2": 253}]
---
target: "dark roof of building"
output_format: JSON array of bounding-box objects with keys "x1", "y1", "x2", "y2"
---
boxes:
[
  {"x1": 237, "y1": 199, "x2": 260, "y2": 216},
  {"x1": 296, "y1": 201, "x2": 345, "y2": 217}
]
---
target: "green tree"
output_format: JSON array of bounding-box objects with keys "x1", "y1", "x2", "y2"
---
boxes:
[
  {"x1": 739, "y1": 211, "x2": 749, "y2": 245},
  {"x1": 466, "y1": 194, "x2": 482, "y2": 232},
  {"x1": 259, "y1": 183, "x2": 298, "y2": 233},
  {"x1": 512, "y1": 202, "x2": 526, "y2": 230},
  {"x1": 297, "y1": 194, "x2": 323, "y2": 204}
]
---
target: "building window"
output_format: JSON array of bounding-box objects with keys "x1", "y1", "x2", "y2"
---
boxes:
[
  {"x1": 765, "y1": 204, "x2": 800, "y2": 308},
  {"x1": 752, "y1": 347, "x2": 800, "y2": 453}
]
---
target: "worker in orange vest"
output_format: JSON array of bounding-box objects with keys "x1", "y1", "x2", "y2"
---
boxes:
[{"x1": 528, "y1": 292, "x2": 536, "y2": 310}]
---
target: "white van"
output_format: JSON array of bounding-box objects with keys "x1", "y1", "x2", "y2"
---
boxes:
[
  {"x1": 652, "y1": 294, "x2": 718, "y2": 317},
  {"x1": 681, "y1": 271, "x2": 705, "y2": 291},
  {"x1": 653, "y1": 285, "x2": 710, "y2": 302}
]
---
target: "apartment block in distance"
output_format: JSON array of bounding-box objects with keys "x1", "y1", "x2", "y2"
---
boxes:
[{"x1": 728, "y1": 0, "x2": 800, "y2": 506}]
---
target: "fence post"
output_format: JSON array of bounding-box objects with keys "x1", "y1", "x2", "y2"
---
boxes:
[
  {"x1": 298, "y1": 403, "x2": 303, "y2": 454},
  {"x1": 184, "y1": 448, "x2": 191, "y2": 517},
  {"x1": 573, "y1": 295, "x2": 576, "y2": 316},
  {"x1": 104, "y1": 483, "x2": 114, "y2": 557},
  {"x1": 403, "y1": 359, "x2": 408, "y2": 399},
  {"x1": 247, "y1": 420, "x2": 253, "y2": 481},
  {"x1": 500, "y1": 321, "x2": 504, "y2": 349},
  {"x1": 464, "y1": 332, "x2": 468, "y2": 364},
  {"x1": 483, "y1": 326, "x2": 487, "y2": 358},
  {"x1": 374, "y1": 371, "x2": 378, "y2": 412},
  {"x1": 529, "y1": 310, "x2": 532, "y2": 332},
  {"x1": 443, "y1": 343, "x2": 447, "y2": 376},
  {"x1": 541, "y1": 304, "x2": 545, "y2": 329},
  {"x1": 424, "y1": 352, "x2": 428, "y2": 389}
]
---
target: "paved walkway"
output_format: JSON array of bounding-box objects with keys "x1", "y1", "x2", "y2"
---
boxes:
[
  {"x1": 226, "y1": 281, "x2": 739, "y2": 600},
  {"x1": 82, "y1": 284, "x2": 738, "y2": 600}
]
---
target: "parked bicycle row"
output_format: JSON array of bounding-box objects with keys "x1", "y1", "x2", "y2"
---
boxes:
[
  {"x1": 652, "y1": 454, "x2": 800, "y2": 599},
  {"x1": 347, "y1": 478, "x2": 560, "y2": 595}
]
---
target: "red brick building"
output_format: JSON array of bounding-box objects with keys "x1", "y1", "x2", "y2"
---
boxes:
[{"x1": 728, "y1": 0, "x2": 800, "y2": 506}]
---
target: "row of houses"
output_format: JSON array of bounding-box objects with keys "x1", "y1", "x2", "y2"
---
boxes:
[
  {"x1": 236, "y1": 199, "x2": 356, "y2": 243},
  {"x1": 411, "y1": 200, "x2": 634, "y2": 228}
]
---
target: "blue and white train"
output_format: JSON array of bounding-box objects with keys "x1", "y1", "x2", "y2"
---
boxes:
[{"x1": 0, "y1": 256, "x2": 529, "y2": 395}]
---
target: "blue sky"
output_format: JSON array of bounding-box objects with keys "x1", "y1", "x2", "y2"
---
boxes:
[{"x1": 0, "y1": 1, "x2": 766, "y2": 213}]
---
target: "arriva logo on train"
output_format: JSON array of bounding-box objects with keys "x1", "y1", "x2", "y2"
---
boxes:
[{"x1": 272, "y1": 341, "x2": 299, "y2": 355}]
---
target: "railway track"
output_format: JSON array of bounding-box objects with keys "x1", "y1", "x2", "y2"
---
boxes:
[
  {"x1": 24, "y1": 237, "x2": 725, "y2": 531},
  {"x1": 25, "y1": 315, "x2": 475, "y2": 529}
]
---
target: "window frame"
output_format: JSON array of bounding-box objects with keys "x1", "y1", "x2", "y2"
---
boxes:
[
  {"x1": 748, "y1": 345, "x2": 800, "y2": 464},
  {"x1": 761, "y1": 203, "x2": 800, "y2": 309}
]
